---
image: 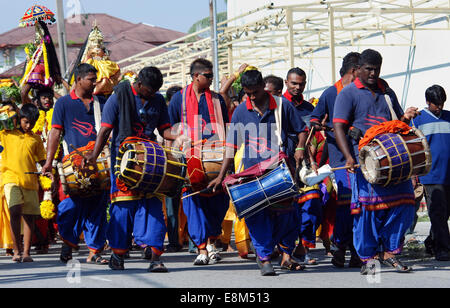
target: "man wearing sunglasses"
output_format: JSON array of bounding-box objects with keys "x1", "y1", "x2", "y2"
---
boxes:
[
  {"x1": 168, "y1": 58, "x2": 229, "y2": 266},
  {"x1": 86, "y1": 66, "x2": 183, "y2": 272}
]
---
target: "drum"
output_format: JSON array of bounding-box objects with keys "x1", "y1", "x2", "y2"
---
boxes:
[
  {"x1": 225, "y1": 160, "x2": 298, "y2": 219},
  {"x1": 115, "y1": 138, "x2": 186, "y2": 198},
  {"x1": 57, "y1": 144, "x2": 111, "y2": 197},
  {"x1": 186, "y1": 139, "x2": 225, "y2": 191},
  {"x1": 359, "y1": 127, "x2": 432, "y2": 186}
]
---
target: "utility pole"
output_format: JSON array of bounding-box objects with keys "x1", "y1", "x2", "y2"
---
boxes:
[
  {"x1": 55, "y1": 0, "x2": 68, "y2": 79},
  {"x1": 209, "y1": 0, "x2": 220, "y2": 92}
]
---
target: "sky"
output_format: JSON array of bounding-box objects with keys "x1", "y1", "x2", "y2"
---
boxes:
[{"x1": 1, "y1": 0, "x2": 228, "y2": 34}]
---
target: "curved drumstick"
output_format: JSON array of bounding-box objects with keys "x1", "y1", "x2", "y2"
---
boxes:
[
  {"x1": 181, "y1": 187, "x2": 213, "y2": 200},
  {"x1": 330, "y1": 164, "x2": 360, "y2": 171},
  {"x1": 69, "y1": 144, "x2": 89, "y2": 160}
]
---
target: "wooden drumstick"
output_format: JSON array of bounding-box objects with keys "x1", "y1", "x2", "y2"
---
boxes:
[
  {"x1": 330, "y1": 164, "x2": 360, "y2": 171},
  {"x1": 25, "y1": 171, "x2": 42, "y2": 175},
  {"x1": 181, "y1": 187, "x2": 213, "y2": 200},
  {"x1": 69, "y1": 144, "x2": 89, "y2": 160}
]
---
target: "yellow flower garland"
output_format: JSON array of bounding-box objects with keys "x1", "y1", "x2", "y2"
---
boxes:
[
  {"x1": 40, "y1": 199, "x2": 56, "y2": 220},
  {"x1": 32, "y1": 110, "x2": 46, "y2": 134},
  {"x1": 39, "y1": 175, "x2": 52, "y2": 190}
]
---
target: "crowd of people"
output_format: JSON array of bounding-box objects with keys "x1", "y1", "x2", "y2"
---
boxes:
[{"x1": 0, "y1": 46, "x2": 449, "y2": 277}]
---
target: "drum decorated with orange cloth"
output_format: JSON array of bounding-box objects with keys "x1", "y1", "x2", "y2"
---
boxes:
[
  {"x1": 115, "y1": 137, "x2": 187, "y2": 198},
  {"x1": 185, "y1": 139, "x2": 225, "y2": 192},
  {"x1": 359, "y1": 126, "x2": 431, "y2": 186},
  {"x1": 57, "y1": 141, "x2": 111, "y2": 196}
]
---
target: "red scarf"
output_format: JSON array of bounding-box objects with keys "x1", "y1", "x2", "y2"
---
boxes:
[{"x1": 181, "y1": 83, "x2": 225, "y2": 192}]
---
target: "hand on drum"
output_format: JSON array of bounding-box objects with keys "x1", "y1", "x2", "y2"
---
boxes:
[
  {"x1": 82, "y1": 153, "x2": 97, "y2": 169},
  {"x1": 172, "y1": 135, "x2": 191, "y2": 151},
  {"x1": 207, "y1": 176, "x2": 223, "y2": 193}
]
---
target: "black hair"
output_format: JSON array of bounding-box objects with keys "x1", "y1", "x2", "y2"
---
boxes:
[
  {"x1": 166, "y1": 85, "x2": 182, "y2": 102},
  {"x1": 190, "y1": 58, "x2": 213, "y2": 76},
  {"x1": 74, "y1": 63, "x2": 98, "y2": 81},
  {"x1": 359, "y1": 49, "x2": 382, "y2": 67},
  {"x1": 19, "y1": 103, "x2": 40, "y2": 125},
  {"x1": 286, "y1": 67, "x2": 306, "y2": 79},
  {"x1": 339, "y1": 52, "x2": 361, "y2": 77},
  {"x1": 138, "y1": 66, "x2": 164, "y2": 91},
  {"x1": 241, "y1": 70, "x2": 264, "y2": 88},
  {"x1": 425, "y1": 84, "x2": 446, "y2": 105},
  {"x1": 36, "y1": 88, "x2": 54, "y2": 100},
  {"x1": 263, "y1": 75, "x2": 284, "y2": 92}
]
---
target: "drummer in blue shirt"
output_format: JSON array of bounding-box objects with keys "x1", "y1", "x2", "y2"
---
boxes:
[{"x1": 208, "y1": 70, "x2": 307, "y2": 276}]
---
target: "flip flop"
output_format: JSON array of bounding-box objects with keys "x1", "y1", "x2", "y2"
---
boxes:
[
  {"x1": 280, "y1": 260, "x2": 305, "y2": 271},
  {"x1": 382, "y1": 257, "x2": 412, "y2": 273},
  {"x1": 22, "y1": 256, "x2": 33, "y2": 263},
  {"x1": 12, "y1": 255, "x2": 22, "y2": 262},
  {"x1": 148, "y1": 260, "x2": 168, "y2": 273},
  {"x1": 87, "y1": 254, "x2": 108, "y2": 265}
]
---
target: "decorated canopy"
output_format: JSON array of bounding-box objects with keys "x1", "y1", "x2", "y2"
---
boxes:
[{"x1": 19, "y1": 5, "x2": 55, "y2": 27}]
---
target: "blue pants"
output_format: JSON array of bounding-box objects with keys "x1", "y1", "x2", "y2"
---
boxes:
[
  {"x1": 246, "y1": 207, "x2": 299, "y2": 261},
  {"x1": 182, "y1": 191, "x2": 229, "y2": 248},
  {"x1": 333, "y1": 168, "x2": 354, "y2": 248},
  {"x1": 57, "y1": 192, "x2": 108, "y2": 252},
  {"x1": 107, "y1": 197, "x2": 166, "y2": 255},
  {"x1": 353, "y1": 204, "x2": 415, "y2": 261},
  {"x1": 298, "y1": 194, "x2": 323, "y2": 248}
]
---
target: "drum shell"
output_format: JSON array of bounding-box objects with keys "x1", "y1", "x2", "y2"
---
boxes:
[
  {"x1": 226, "y1": 162, "x2": 297, "y2": 219},
  {"x1": 117, "y1": 141, "x2": 186, "y2": 197},
  {"x1": 58, "y1": 147, "x2": 110, "y2": 197},
  {"x1": 359, "y1": 130, "x2": 431, "y2": 186}
]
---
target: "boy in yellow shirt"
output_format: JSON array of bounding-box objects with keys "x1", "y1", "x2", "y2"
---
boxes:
[{"x1": 0, "y1": 103, "x2": 47, "y2": 262}]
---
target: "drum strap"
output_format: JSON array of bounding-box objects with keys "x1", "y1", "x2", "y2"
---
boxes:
[
  {"x1": 273, "y1": 95, "x2": 284, "y2": 150},
  {"x1": 93, "y1": 95, "x2": 102, "y2": 134},
  {"x1": 384, "y1": 94, "x2": 398, "y2": 121}
]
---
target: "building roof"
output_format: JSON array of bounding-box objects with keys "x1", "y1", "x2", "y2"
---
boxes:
[{"x1": 0, "y1": 13, "x2": 186, "y2": 78}]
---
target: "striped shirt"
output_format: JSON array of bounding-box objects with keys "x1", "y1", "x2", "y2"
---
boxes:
[{"x1": 412, "y1": 108, "x2": 450, "y2": 184}]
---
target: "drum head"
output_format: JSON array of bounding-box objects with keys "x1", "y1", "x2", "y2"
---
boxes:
[
  {"x1": 359, "y1": 146, "x2": 381, "y2": 184},
  {"x1": 120, "y1": 150, "x2": 132, "y2": 174}
]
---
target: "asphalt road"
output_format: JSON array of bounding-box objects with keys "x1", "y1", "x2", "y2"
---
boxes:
[{"x1": 0, "y1": 222, "x2": 449, "y2": 290}]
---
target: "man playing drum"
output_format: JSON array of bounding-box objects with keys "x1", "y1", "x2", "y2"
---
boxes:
[
  {"x1": 209, "y1": 70, "x2": 307, "y2": 276},
  {"x1": 85, "y1": 66, "x2": 181, "y2": 272},
  {"x1": 168, "y1": 58, "x2": 230, "y2": 266},
  {"x1": 42, "y1": 63, "x2": 109, "y2": 265},
  {"x1": 333, "y1": 49, "x2": 420, "y2": 274}
]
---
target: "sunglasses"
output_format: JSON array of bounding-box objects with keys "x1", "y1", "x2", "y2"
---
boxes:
[{"x1": 199, "y1": 72, "x2": 214, "y2": 79}]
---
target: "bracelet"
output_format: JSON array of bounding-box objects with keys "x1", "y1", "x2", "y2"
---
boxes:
[{"x1": 296, "y1": 147, "x2": 305, "y2": 151}]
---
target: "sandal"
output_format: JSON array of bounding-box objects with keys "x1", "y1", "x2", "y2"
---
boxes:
[
  {"x1": 148, "y1": 260, "x2": 168, "y2": 273},
  {"x1": 109, "y1": 253, "x2": 125, "y2": 270},
  {"x1": 280, "y1": 260, "x2": 305, "y2": 271},
  {"x1": 12, "y1": 255, "x2": 22, "y2": 262},
  {"x1": 60, "y1": 244, "x2": 73, "y2": 264},
  {"x1": 22, "y1": 256, "x2": 34, "y2": 263},
  {"x1": 87, "y1": 254, "x2": 108, "y2": 265},
  {"x1": 382, "y1": 256, "x2": 412, "y2": 273},
  {"x1": 193, "y1": 253, "x2": 209, "y2": 265},
  {"x1": 142, "y1": 246, "x2": 152, "y2": 260}
]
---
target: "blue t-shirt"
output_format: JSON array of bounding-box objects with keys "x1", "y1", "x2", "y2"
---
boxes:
[
  {"x1": 168, "y1": 88, "x2": 229, "y2": 140},
  {"x1": 310, "y1": 82, "x2": 351, "y2": 167},
  {"x1": 333, "y1": 78, "x2": 404, "y2": 158},
  {"x1": 282, "y1": 93, "x2": 313, "y2": 159},
  {"x1": 227, "y1": 94, "x2": 306, "y2": 170},
  {"x1": 412, "y1": 108, "x2": 450, "y2": 185},
  {"x1": 101, "y1": 85, "x2": 171, "y2": 195},
  {"x1": 52, "y1": 90, "x2": 107, "y2": 149}
]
